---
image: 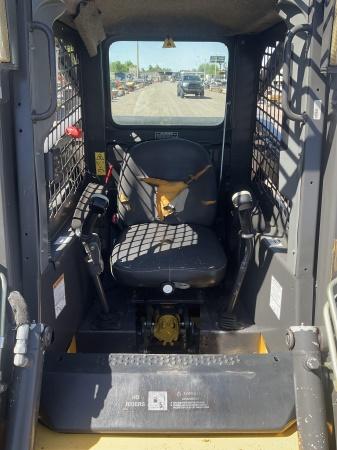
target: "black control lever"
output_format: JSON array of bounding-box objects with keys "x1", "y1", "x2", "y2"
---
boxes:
[
  {"x1": 80, "y1": 194, "x2": 111, "y2": 315},
  {"x1": 232, "y1": 190, "x2": 254, "y2": 239},
  {"x1": 219, "y1": 190, "x2": 254, "y2": 330},
  {"x1": 82, "y1": 194, "x2": 109, "y2": 236}
]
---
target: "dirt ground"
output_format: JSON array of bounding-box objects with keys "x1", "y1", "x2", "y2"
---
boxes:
[{"x1": 111, "y1": 81, "x2": 226, "y2": 125}]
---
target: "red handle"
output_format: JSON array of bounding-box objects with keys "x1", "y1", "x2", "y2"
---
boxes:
[
  {"x1": 105, "y1": 163, "x2": 114, "y2": 185},
  {"x1": 65, "y1": 125, "x2": 83, "y2": 139}
]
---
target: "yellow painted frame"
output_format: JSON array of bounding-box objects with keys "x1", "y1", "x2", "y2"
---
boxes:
[{"x1": 35, "y1": 424, "x2": 298, "y2": 450}]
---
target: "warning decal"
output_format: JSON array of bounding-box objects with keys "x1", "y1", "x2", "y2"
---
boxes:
[
  {"x1": 53, "y1": 274, "x2": 66, "y2": 318},
  {"x1": 146, "y1": 390, "x2": 210, "y2": 412},
  {"x1": 313, "y1": 100, "x2": 322, "y2": 121},
  {"x1": 171, "y1": 391, "x2": 209, "y2": 410},
  {"x1": 269, "y1": 275, "x2": 282, "y2": 320},
  {"x1": 95, "y1": 152, "x2": 106, "y2": 176}
]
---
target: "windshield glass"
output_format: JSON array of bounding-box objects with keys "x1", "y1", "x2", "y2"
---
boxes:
[
  {"x1": 182, "y1": 75, "x2": 201, "y2": 81},
  {"x1": 109, "y1": 41, "x2": 228, "y2": 126}
]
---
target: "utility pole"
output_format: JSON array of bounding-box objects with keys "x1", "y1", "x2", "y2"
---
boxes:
[{"x1": 136, "y1": 41, "x2": 140, "y2": 78}]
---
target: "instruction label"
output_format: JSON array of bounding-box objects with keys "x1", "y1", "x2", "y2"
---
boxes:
[
  {"x1": 95, "y1": 152, "x2": 106, "y2": 176},
  {"x1": 121, "y1": 390, "x2": 211, "y2": 412},
  {"x1": 269, "y1": 275, "x2": 282, "y2": 320},
  {"x1": 53, "y1": 274, "x2": 66, "y2": 318},
  {"x1": 171, "y1": 391, "x2": 209, "y2": 410}
]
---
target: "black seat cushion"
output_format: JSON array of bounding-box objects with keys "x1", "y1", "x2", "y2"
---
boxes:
[{"x1": 111, "y1": 223, "x2": 227, "y2": 288}]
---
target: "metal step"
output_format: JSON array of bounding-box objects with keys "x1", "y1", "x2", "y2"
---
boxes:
[{"x1": 40, "y1": 352, "x2": 295, "y2": 433}]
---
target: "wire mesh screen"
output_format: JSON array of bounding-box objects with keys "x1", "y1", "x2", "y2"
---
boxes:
[
  {"x1": 252, "y1": 42, "x2": 291, "y2": 225},
  {"x1": 46, "y1": 38, "x2": 85, "y2": 221}
]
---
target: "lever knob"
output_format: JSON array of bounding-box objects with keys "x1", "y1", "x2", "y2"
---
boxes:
[
  {"x1": 232, "y1": 190, "x2": 253, "y2": 211},
  {"x1": 82, "y1": 194, "x2": 109, "y2": 236},
  {"x1": 232, "y1": 190, "x2": 253, "y2": 238},
  {"x1": 89, "y1": 194, "x2": 109, "y2": 216}
]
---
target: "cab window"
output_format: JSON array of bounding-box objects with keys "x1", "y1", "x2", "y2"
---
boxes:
[{"x1": 109, "y1": 41, "x2": 228, "y2": 126}]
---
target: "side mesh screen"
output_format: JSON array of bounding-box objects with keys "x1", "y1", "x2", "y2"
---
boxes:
[
  {"x1": 46, "y1": 37, "x2": 85, "y2": 230},
  {"x1": 251, "y1": 42, "x2": 291, "y2": 231}
]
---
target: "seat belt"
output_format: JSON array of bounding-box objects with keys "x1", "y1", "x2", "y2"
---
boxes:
[
  {"x1": 140, "y1": 164, "x2": 212, "y2": 220},
  {"x1": 219, "y1": 101, "x2": 231, "y2": 194}
]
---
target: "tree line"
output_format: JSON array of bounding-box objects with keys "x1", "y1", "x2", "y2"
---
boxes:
[
  {"x1": 197, "y1": 63, "x2": 228, "y2": 76},
  {"x1": 109, "y1": 60, "x2": 228, "y2": 77},
  {"x1": 109, "y1": 60, "x2": 172, "y2": 73}
]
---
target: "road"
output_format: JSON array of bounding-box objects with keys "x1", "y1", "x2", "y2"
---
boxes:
[{"x1": 111, "y1": 81, "x2": 226, "y2": 126}]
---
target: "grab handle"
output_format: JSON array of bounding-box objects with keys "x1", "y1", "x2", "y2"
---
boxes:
[
  {"x1": 282, "y1": 23, "x2": 311, "y2": 122},
  {"x1": 30, "y1": 22, "x2": 57, "y2": 122}
]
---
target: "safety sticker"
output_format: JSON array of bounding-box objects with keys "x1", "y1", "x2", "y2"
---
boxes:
[
  {"x1": 313, "y1": 100, "x2": 321, "y2": 120},
  {"x1": 171, "y1": 391, "x2": 209, "y2": 410},
  {"x1": 53, "y1": 274, "x2": 66, "y2": 318},
  {"x1": 95, "y1": 152, "x2": 106, "y2": 176},
  {"x1": 148, "y1": 391, "x2": 168, "y2": 411},
  {"x1": 269, "y1": 275, "x2": 282, "y2": 320}
]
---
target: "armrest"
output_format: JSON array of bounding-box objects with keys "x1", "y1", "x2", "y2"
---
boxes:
[{"x1": 71, "y1": 183, "x2": 105, "y2": 234}]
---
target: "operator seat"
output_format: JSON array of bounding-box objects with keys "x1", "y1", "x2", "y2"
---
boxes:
[{"x1": 110, "y1": 138, "x2": 227, "y2": 289}]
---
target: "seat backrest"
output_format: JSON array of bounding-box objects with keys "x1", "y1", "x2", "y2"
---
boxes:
[{"x1": 118, "y1": 138, "x2": 217, "y2": 226}]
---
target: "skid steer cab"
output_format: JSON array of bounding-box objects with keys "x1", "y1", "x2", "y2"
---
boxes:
[
  {"x1": 1, "y1": 0, "x2": 337, "y2": 449},
  {"x1": 71, "y1": 138, "x2": 253, "y2": 352}
]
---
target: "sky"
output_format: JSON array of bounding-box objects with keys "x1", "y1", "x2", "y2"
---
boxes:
[{"x1": 109, "y1": 41, "x2": 228, "y2": 72}]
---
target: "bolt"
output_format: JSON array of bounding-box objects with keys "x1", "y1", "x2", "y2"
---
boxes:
[
  {"x1": 286, "y1": 329, "x2": 295, "y2": 350},
  {"x1": 305, "y1": 357, "x2": 320, "y2": 370}
]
